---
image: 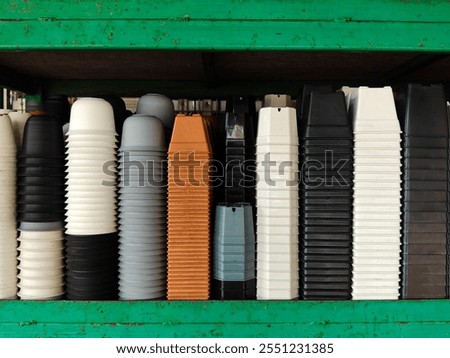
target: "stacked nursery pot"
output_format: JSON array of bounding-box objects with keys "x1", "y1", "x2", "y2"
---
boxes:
[
  {"x1": 213, "y1": 96, "x2": 257, "y2": 300},
  {"x1": 167, "y1": 114, "x2": 212, "y2": 300},
  {"x1": 17, "y1": 115, "x2": 66, "y2": 300},
  {"x1": 256, "y1": 101, "x2": 299, "y2": 300},
  {"x1": 3, "y1": 110, "x2": 30, "y2": 150},
  {"x1": 347, "y1": 87, "x2": 402, "y2": 300},
  {"x1": 65, "y1": 98, "x2": 119, "y2": 300},
  {"x1": 136, "y1": 93, "x2": 175, "y2": 144},
  {"x1": 0, "y1": 114, "x2": 18, "y2": 299},
  {"x1": 118, "y1": 114, "x2": 167, "y2": 300},
  {"x1": 212, "y1": 204, "x2": 256, "y2": 299},
  {"x1": 400, "y1": 84, "x2": 449, "y2": 299},
  {"x1": 299, "y1": 91, "x2": 353, "y2": 300}
]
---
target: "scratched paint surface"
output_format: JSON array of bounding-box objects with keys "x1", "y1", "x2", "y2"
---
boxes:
[
  {"x1": 0, "y1": 300, "x2": 450, "y2": 337},
  {"x1": 0, "y1": 0, "x2": 450, "y2": 51}
]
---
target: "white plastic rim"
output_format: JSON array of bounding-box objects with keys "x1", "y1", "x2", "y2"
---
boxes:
[
  {"x1": 353, "y1": 150, "x2": 402, "y2": 157},
  {"x1": 66, "y1": 146, "x2": 117, "y2": 154},
  {"x1": 353, "y1": 214, "x2": 402, "y2": 221},
  {"x1": 18, "y1": 266, "x2": 64, "y2": 278},
  {"x1": 256, "y1": 236, "x2": 298, "y2": 245},
  {"x1": 18, "y1": 276, "x2": 64, "y2": 287},
  {"x1": 256, "y1": 181, "x2": 299, "y2": 190},
  {"x1": 256, "y1": 269, "x2": 299, "y2": 281},
  {"x1": 17, "y1": 259, "x2": 65, "y2": 270},
  {"x1": 257, "y1": 217, "x2": 299, "y2": 227},
  {"x1": 257, "y1": 243, "x2": 298, "y2": 254},
  {"x1": 65, "y1": 197, "x2": 118, "y2": 204},
  {"x1": 353, "y1": 182, "x2": 401, "y2": 188},
  {"x1": 257, "y1": 227, "x2": 299, "y2": 236},
  {"x1": 352, "y1": 273, "x2": 400, "y2": 279},
  {"x1": 351, "y1": 288, "x2": 400, "y2": 294},
  {"x1": 256, "y1": 288, "x2": 298, "y2": 300},
  {"x1": 256, "y1": 144, "x2": 298, "y2": 153},
  {"x1": 66, "y1": 142, "x2": 118, "y2": 149},
  {"x1": 18, "y1": 240, "x2": 63, "y2": 251},
  {"x1": 256, "y1": 199, "x2": 299, "y2": 208},
  {"x1": 353, "y1": 197, "x2": 401, "y2": 205},
  {"x1": 256, "y1": 206, "x2": 299, "y2": 216},
  {"x1": 352, "y1": 258, "x2": 401, "y2": 265},
  {"x1": 17, "y1": 285, "x2": 64, "y2": 296},
  {"x1": 64, "y1": 225, "x2": 117, "y2": 233},
  {"x1": 353, "y1": 250, "x2": 401, "y2": 258},
  {"x1": 354, "y1": 142, "x2": 401, "y2": 149},
  {"x1": 18, "y1": 248, "x2": 64, "y2": 260},
  {"x1": 353, "y1": 220, "x2": 401, "y2": 227},
  {"x1": 67, "y1": 130, "x2": 118, "y2": 137}
]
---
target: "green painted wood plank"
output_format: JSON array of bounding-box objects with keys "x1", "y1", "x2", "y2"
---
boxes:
[
  {"x1": 0, "y1": 18, "x2": 449, "y2": 52},
  {"x1": 0, "y1": 301, "x2": 450, "y2": 337},
  {"x1": 0, "y1": 1, "x2": 450, "y2": 51},
  {"x1": 1, "y1": 322, "x2": 450, "y2": 338},
  {"x1": 3, "y1": 0, "x2": 450, "y2": 23}
]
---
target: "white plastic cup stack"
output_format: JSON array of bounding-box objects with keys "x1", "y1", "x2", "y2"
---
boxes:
[
  {"x1": 65, "y1": 98, "x2": 118, "y2": 235},
  {"x1": 346, "y1": 86, "x2": 402, "y2": 300},
  {"x1": 17, "y1": 230, "x2": 65, "y2": 300},
  {"x1": 117, "y1": 114, "x2": 167, "y2": 300},
  {"x1": 256, "y1": 102, "x2": 299, "y2": 300},
  {"x1": 0, "y1": 114, "x2": 18, "y2": 299}
]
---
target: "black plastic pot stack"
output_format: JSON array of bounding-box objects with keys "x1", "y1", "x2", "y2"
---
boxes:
[
  {"x1": 17, "y1": 115, "x2": 66, "y2": 300},
  {"x1": 212, "y1": 96, "x2": 256, "y2": 300},
  {"x1": 299, "y1": 91, "x2": 353, "y2": 300},
  {"x1": 400, "y1": 84, "x2": 449, "y2": 299}
]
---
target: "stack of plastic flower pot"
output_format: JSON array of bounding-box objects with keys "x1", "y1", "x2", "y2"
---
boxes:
[
  {"x1": 16, "y1": 115, "x2": 66, "y2": 300},
  {"x1": 347, "y1": 87, "x2": 402, "y2": 300},
  {"x1": 167, "y1": 114, "x2": 212, "y2": 300},
  {"x1": 3, "y1": 110, "x2": 30, "y2": 150},
  {"x1": 136, "y1": 93, "x2": 175, "y2": 144},
  {"x1": 400, "y1": 84, "x2": 449, "y2": 299},
  {"x1": 256, "y1": 102, "x2": 299, "y2": 300},
  {"x1": 117, "y1": 114, "x2": 167, "y2": 300},
  {"x1": 212, "y1": 96, "x2": 256, "y2": 300},
  {"x1": 65, "y1": 98, "x2": 119, "y2": 300},
  {"x1": 223, "y1": 96, "x2": 257, "y2": 204},
  {"x1": 299, "y1": 91, "x2": 353, "y2": 300},
  {"x1": 0, "y1": 114, "x2": 18, "y2": 300}
]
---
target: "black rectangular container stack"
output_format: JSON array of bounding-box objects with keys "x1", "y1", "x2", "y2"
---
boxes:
[
  {"x1": 299, "y1": 91, "x2": 353, "y2": 300},
  {"x1": 400, "y1": 84, "x2": 449, "y2": 299}
]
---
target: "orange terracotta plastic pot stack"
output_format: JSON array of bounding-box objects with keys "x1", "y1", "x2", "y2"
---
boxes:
[{"x1": 167, "y1": 114, "x2": 212, "y2": 300}]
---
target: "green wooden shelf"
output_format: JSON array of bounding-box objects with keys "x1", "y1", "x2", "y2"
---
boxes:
[
  {"x1": 1, "y1": 0, "x2": 450, "y2": 52},
  {"x1": 0, "y1": 300, "x2": 449, "y2": 338},
  {"x1": 1, "y1": 0, "x2": 450, "y2": 338}
]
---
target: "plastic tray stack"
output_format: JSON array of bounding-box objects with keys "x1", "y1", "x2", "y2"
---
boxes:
[
  {"x1": 118, "y1": 114, "x2": 167, "y2": 300},
  {"x1": 0, "y1": 114, "x2": 18, "y2": 300},
  {"x1": 212, "y1": 204, "x2": 256, "y2": 299},
  {"x1": 167, "y1": 114, "x2": 212, "y2": 300},
  {"x1": 65, "y1": 98, "x2": 119, "y2": 300},
  {"x1": 256, "y1": 103, "x2": 299, "y2": 300},
  {"x1": 299, "y1": 91, "x2": 353, "y2": 300},
  {"x1": 400, "y1": 84, "x2": 449, "y2": 299},
  {"x1": 347, "y1": 87, "x2": 402, "y2": 300},
  {"x1": 17, "y1": 115, "x2": 66, "y2": 300}
]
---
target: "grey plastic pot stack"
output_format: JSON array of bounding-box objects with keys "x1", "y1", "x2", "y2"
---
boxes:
[
  {"x1": 118, "y1": 114, "x2": 167, "y2": 300},
  {"x1": 212, "y1": 204, "x2": 256, "y2": 299}
]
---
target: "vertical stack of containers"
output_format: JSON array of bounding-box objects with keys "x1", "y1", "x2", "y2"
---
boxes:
[
  {"x1": 400, "y1": 84, "x2": 449, "y2": 299},
  {"x1": 136, "y1": 94, "x2": 175, "y2": 145},
  {"x1": 213, "y1": 96, "x2": 256, "y2": 300},
  {"x1": 167, "y1": 114, "x2": 212, "y2": 300},
  {"x1": 256, "y1": 98, "x2": 299, "y2": 300},
  {"x1": 7, "y1": 111, "x2": 31, "y2": 150},
  {"x1": 17, "y1": 115, "x2": 66, "y2": 300},
  {"x1": 117, "y1": 114, "x2": 167, "y2": 300},
  {"x1": 65, "y1": 98, "x2": 119, "y2": 300},
  {"x1": 347, "y1": 87, "x2": 402, "y2": 300},
  {"x1": 0, "y1": 114, "x2": 18, "y2": 299},
  {"x1": 299, "y1": 91, "x2": 353, "y2": 300}
]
